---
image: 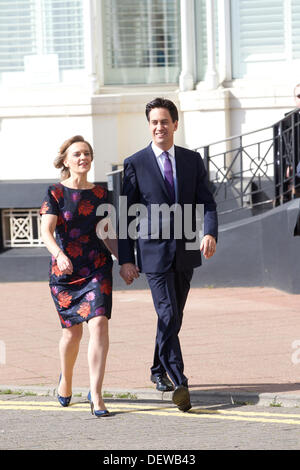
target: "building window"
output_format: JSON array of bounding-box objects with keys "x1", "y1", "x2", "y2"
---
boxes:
[
  {"x1": 43, "y1": 0, "x2": 85, "y2": 70},
  {"x1": 1, "y1": 209, "x2": 43, "y2": 247},
  {"x1": 0, "y1": 0, "x2": 85, "y2": 86},
  {"x1": 102, "y1": 0, "x2": 181, "y2": 85},
  {"x1": 231, "y1": 0, "x2": 300, "y2": 79}
]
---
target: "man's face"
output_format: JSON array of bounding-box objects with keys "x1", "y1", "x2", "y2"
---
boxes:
[
  {"x1": 295, "y1": 86, "x2": 300, "y2": 109},
  {"x1": 148, "y1": 107, "x2": 178, "y2": 150}
]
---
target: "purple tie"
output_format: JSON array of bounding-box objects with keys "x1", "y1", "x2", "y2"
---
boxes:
[{"x1": 163, "y1": 151, "x2": 175, "y2": 203}]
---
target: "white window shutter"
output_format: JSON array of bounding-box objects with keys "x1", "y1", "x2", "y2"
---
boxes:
[
  {"x1": 0, "y1": 0, "x2": 84, "y2": 82},
  {"x1": 292, "y1": 0, "x2": 300, "y2": 59},
  {"x1": 0, "y1": 0, "x2": 36, "y2": 73},
  {"x1": 43, "y1": 0, "x2": 84, "y2": 70},
  {"x1": 231, "y1": 0, "x2": 285, "y2": 78}
]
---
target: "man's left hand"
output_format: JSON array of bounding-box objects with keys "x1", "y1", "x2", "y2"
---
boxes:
[{"x1": 200, "y1": 235, "x2": 216, "y2": 259}]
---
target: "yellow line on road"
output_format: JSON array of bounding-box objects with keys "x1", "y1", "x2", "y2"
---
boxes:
[
  {"x1": 176, "y1": 409, "x2": 300, "y2": 426},
  {"x1": 1, "y1": 401, "x2": 300, "y2": 425},
  {"x1": 3, "y1": 400, "x2": 300, "y2": 418},
  {"x1": 0, "y1": 400, "x2": 156, "y2": 409},
  {"x1": 190, "y1": 408, "x2": 300, "y2": 419},
  {"x1": 0, "y1": 405, "x2": 84, "y2": 412}
]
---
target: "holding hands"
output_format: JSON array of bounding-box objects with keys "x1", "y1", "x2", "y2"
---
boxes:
[
  {"x1": 120, "y1": 263, "x2": 140, "y2": 285},
  {"x1": 119, "y1": 235, "x2": 216, "y2": 286}
]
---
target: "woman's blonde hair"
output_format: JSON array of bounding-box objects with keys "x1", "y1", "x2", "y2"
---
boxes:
[{"x1": 54, "y1": 135, "x2": 94, "y2": 180}]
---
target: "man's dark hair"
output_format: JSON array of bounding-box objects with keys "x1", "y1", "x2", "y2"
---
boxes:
[{"x1": 145, "y1": 97, "x2": 179, "y2": 123}]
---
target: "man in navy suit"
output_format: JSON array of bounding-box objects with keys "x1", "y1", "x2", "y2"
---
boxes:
[{"x1": 118, "y1": 98, "x2": 218, "y2": 412}]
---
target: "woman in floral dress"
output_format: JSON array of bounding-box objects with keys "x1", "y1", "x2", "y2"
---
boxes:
[{"x1": 40, "y1": 135, "x2": 118, "y2": 417}]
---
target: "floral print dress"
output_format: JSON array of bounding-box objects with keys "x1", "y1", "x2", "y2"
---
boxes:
[{"x1": 40, "y1": 183, "x2": 113, "y2": 328}]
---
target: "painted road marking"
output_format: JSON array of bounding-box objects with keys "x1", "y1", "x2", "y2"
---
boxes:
[{"x1": 1, "y1": 400, "x2": 300, "y2": 425}]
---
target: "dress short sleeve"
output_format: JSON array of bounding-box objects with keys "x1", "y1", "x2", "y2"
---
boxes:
[
  {"x1": 92, "y1": 184, "x2": 111, "y2": 218},
  {"x1": 40, "y1": 185, "x2": 60, "y2": 216}
]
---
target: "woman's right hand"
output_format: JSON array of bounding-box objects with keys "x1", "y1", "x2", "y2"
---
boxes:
[{"x1": 56, "y1": 251, "x2": 73, "y2": 275}]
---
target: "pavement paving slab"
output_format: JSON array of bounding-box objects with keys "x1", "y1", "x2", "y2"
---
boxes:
[{"x1": 1, "y1": 282, "x2": 300, "y2": 407}]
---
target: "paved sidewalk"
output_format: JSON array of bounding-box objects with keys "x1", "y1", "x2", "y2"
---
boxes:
[{"x1": 1, "y1": 281, "x2": 300, "y2": 406}]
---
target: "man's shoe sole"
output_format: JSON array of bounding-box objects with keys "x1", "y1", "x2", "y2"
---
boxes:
[{"x1": 172, "y1": 386, "x2": 192, "y2": 412}]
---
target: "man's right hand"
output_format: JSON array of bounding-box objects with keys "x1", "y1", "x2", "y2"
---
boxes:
[{"x1": 119, "y1": 263, "x2": 140, "y2": 285}]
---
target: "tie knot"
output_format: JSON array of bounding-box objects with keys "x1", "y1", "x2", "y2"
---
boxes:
[{"x1": 163, "y1": 151, "x2": 170, "y2": 160}]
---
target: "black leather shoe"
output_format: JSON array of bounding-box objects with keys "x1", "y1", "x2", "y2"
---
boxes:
[
  {"x1": 172, "y1": 385, "x2": 192, "y2": 412},
  {"x1": 150, "y1": 374, "x2": 174, "y2": 392}
]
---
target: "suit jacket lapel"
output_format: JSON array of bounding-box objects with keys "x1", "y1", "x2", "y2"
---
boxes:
[{"x1": 174, "y1": 146, "x2": 184, "y2": 203}]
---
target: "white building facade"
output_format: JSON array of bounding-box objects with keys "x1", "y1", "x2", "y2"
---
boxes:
[{"x1": 0, "y1": 0, "x2": 299, "y2": 255}]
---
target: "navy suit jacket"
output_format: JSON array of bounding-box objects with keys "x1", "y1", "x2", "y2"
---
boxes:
[{"x1": 118, "y1": 143, "x2": 218, "y2": 273}]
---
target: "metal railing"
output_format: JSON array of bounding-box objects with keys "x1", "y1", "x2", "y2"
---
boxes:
[
  {"x1": 1, "y1": 209, "x2": 44, "y2": 248},
  {"x1": 195, "y1": 109, "x2": 300, "y2": 220}
]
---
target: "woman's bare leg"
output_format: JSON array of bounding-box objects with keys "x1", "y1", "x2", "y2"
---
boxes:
[
  {"x1": 87, "y1": 316, "x2": 109, "y2": 410},
  {"x1": 58, "y1": 323, "x2": 83, "y2": 397}
]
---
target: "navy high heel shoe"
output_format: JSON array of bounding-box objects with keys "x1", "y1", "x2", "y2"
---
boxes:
[
  {"x1": 57, "y1": 374, "x2": 72, "y2": 407},
  {"x1": 87, "y1": 390, "x2": 109, "y2": 417}
]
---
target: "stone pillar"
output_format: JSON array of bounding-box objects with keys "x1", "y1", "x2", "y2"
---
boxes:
[
  {"x1": 204, "y1": 0, "x2": 219, "y2": 89},
  {"x1": 179, "y1": 0, "x2": 195, "y2": 91},
  {"x1": 83, "y1": 0, "x2": 98, "y2": 94}
]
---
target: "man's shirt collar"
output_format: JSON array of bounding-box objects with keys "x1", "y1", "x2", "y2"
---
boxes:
[{"x1": 151, "y1": 142, "x2": 175, "y2": 159}]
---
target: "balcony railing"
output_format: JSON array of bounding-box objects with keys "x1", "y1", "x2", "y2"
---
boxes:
[{"x1": 1, "y1": 209, "x2": 44, "y2": 248}]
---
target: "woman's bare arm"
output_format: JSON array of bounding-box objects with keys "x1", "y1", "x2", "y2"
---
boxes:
[{"x1": 41, "y1": 214, "x2": 73, "y2": 275}]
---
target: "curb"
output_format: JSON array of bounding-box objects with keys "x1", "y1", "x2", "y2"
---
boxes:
[{"x1": 1, "y1": 384, "x2": 300, "y2": 408}]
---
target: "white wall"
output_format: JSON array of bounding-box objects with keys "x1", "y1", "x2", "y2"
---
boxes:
[
  {"x1": 0, "y1": 85, "x2": 95, "y2": 181},
  {"x1": 0, "y1": 82, "x2": 297, "y2": 183},
  {"x1": 0, "y1": 115, "x2": 94, "y2": 181}
]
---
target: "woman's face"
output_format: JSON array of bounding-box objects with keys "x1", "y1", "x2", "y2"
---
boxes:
[{"x1": 64, "y1": 141, "x2": 92, "y2": 176}]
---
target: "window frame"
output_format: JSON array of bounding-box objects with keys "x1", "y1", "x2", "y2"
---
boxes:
[{"x1": 100, "y1": 0, "x2": 182, "y2": 86}]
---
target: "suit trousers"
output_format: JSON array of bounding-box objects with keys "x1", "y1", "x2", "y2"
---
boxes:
[{"x1": 146, "y1": 265, "x2": 193, "y2": 387}]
